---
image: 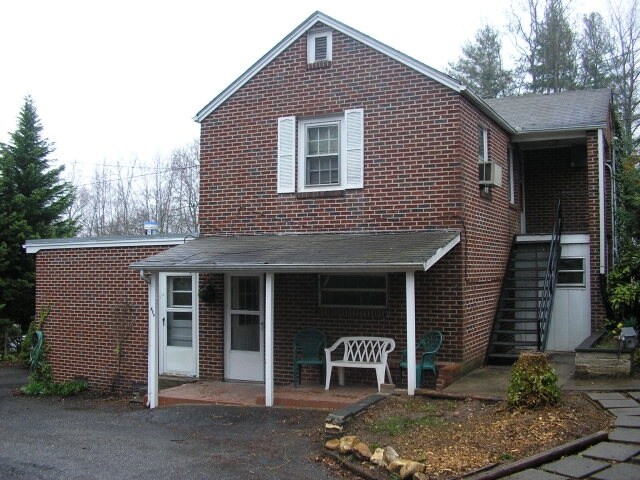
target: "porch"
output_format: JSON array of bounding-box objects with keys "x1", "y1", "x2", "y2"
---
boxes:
[
  {"x1": 132, "y1": 231, "x2": 462, "y2": 409},
  {"x1": 157, "y1": 380, "x2": 382, "y2": 409}
]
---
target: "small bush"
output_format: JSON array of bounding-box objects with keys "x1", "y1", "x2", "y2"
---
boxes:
[
  {"x1": 508, "y1": 352, "x2": 560, "y2": 409},
  {"x1": 22, "y1": 379, "x2": 88, "y2": 397}
]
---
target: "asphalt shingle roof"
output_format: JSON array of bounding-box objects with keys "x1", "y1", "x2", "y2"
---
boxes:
[
  {"x1": 131, "y1": 231, "x2": 461, "y2": 273},
  {"x1": 485, "y1": 88, "x2": 611, "y2": 133}
]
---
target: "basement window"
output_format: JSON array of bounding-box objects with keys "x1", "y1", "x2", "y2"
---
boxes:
[
  {"x1": 307, "y1": 31, "x2": 332, "y2": 63},
  {"x1": 319, "y1": 274, "x2": 387, "y2": 308}
]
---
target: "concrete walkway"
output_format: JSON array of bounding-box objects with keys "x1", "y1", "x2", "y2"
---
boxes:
[{"x1": 443, "y1": 353, "x2": 640, "y2": 480}]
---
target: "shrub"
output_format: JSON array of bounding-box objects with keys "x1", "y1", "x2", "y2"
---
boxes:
[{"x1": 507, "y1": 351, "x2": 560, "y2": 409}]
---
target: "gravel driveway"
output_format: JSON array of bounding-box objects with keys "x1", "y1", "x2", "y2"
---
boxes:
[{"x1": 0, "y1": 366, "x2": 341, "y2": 480}]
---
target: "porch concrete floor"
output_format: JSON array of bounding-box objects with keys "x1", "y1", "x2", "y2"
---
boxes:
[{"x1": 158, "y1": 381, "x2": 377, "y2": 410}]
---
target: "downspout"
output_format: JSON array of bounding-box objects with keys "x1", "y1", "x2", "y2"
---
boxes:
[{"x1": 598, "y1": 129, "x2": 606, "y2": 275}]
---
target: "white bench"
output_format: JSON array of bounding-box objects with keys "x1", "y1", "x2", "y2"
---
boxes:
[{"x1": 324, "y1": 336, "x2": 395, "y2": 392}]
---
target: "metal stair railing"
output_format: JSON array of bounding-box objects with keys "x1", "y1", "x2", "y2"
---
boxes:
[{"x1": 538, "y1": 200, "x2": 563, "y2": 351}]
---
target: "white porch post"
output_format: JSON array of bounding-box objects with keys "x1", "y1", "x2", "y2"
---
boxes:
[
  {"x1": 264, "y1": 272, "x2": 275, "y2": 407},
  {"x1": 147, "y1": 273, "x2": 159, "y2": 409},
  {"x1": 406, "y1": 271, "x2": 416, "y2": 396}
]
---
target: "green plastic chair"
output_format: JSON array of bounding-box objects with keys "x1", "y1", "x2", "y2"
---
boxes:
[
  {"x1": 400, "y1": 330, "x2": 443, "y2": 388},
  {"x1": 292, "y1": 328, "x2": 326, "y2": 386}
]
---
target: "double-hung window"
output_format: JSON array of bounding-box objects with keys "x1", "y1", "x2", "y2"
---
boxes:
[
  {"x1": 303, "y1": 119, "x2": 340, "y2": 186},
  {"x1": 277, "y1": 109, "x2": 363, "y2": 193},
  {"x1": 478, "y1": 126, "x2": 488, "y2": 163}
]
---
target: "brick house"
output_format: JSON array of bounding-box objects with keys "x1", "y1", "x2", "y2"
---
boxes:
[{"x1": 26, "y1": 12, "x2": 613, "y2": 407}]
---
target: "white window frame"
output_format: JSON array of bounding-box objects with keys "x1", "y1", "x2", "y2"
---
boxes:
[
  {"x1": 307, "y1": 31, "x2": 332, "y2": 63},
  {"x1": 509, "y1": 147, "x2": 515, "y2": 204},
  {"x1": 478, "y1": 125, "x2": 489, "y2": 192},
  {"x1": 478, "y1": 126, "x2": 488, "y2": 163},
  {"x1": 557, "y1": 257, "x2": 586, "y2": 287},
  {"x1": 298, "y1": 115, "x2": 344, "y2": 192},
  {"x1": 318, "y1": 274, "x2": 388, "y2": 309}
]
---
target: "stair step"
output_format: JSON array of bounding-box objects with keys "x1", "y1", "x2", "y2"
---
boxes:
[
  {"x1": 495, "y1": 319, "x2": 540, "y2": 324},
  {"x1": 494, "y1": 329, "x2": 539, "y2": 335},
  {"x1": 499, "y1": 307, "x2": 539, "y2": 312},
  {"x1": 491, "y1": 340, "x2": 540, "y2": 347},
  {"x1": 504, "y1": 287, "x2": 544, "y2": 291}
]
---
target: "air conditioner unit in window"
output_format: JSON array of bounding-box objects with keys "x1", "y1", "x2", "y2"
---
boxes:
[{"x1": 478, "y1": 161, "x2": 503, "y2": 187}]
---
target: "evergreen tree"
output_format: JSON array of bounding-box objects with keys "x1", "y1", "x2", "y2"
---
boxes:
[
  {"x1": 512, "y1": 0, "x2": 577, "y2": 93},
  {"x1": 0, "y1": 96, "x2": 77, "y2": 330},
  {"x1": 447, "y1": 25, "x2": 515, "y2": 98},
  {"x1": 577, "y1": 12, "x2": 615, "y2": 89}
]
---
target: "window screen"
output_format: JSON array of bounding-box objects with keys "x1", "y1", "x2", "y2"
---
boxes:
[{"x1": 319, "y1": 274, "x2": 387, "y2": 308}]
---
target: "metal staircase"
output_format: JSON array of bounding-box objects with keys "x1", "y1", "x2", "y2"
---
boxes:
[{"x1": 486, "y1": 201, "x2": 563, "y2": 365}]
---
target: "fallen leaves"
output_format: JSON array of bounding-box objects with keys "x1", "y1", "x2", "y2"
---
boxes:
[{"x1": 346, "y1": 392, "x2": 612, "y2": 479}]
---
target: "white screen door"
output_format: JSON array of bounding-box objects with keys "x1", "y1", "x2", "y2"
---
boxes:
[
  {"x1": 225, "y1": 274, "x2": 264, "y2": 381},
  {"x1": 160, "y1": 273, "x2": 198, "y2": 376}
]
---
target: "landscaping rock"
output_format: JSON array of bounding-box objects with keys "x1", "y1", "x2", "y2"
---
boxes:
[
  {"x1": 399, "y1": 460, "x2": 425, "y2": 479},
  {"x1": 324, "y1": 438, "x2": 340, "y2": 451},
  {"x1": 388, "y1": 458, "x2": 410, "y2": 472},
  {"x1": 383, "y1": 446, "x2": 400, "y2": 465},
  {"x1": 338, "y1": 435, "x2": 360, "y2": 453},
  {"x1": 370, "y1": 447, "x2": 385, "y2": 466},
  {"x1": 352, "y1": 441, "x2": 372, "y2": 460}
]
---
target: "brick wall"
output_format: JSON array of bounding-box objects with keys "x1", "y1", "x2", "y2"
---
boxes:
[
  {"x1": 523, "y1": 147, "x2": 589, "y2": 233},
  {"x1": 196, "y1": 21, "x2": 520, "y2": 375},
  {"x1": 34, "y1": 245, "x2": 173, "y2": 392}
]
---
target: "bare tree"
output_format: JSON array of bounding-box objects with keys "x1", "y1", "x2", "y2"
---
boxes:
[
  {"x1": 611, "y1": 0, "x2": 640, "y2": 155},
  {"x1": 72, "y1": 140, "x2": 199, "y2": 237}
]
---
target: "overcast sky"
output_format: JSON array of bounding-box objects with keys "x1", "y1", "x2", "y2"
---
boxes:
[{"x1": 0, "y1": 0, "x2": 609, "y2": 181}]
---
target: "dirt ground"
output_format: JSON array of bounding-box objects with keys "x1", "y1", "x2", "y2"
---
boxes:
[{"x1": 345, "y1": 392, "x2": 613, "y2": 479}]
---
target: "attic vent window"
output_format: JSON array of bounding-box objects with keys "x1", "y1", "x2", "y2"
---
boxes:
[{"x1": 308, "y1": 31, "x2": 332, "y2": 65}]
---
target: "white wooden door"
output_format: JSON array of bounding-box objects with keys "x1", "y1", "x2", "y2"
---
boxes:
[
  {"x1": 159, "y1": 273, "x2": 198, "y2": 376},
  {"x1": 547, "y1": 241, "x2": 591, "y2": 351},
  {"x1": 225, "y1": 274, "x2": 264, "y2": 381}
]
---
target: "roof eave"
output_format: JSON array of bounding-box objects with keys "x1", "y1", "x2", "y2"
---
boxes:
[
  {"x1": 460, "y1": 87, "x2": 515, "y2": 134},
  {"x1": 132, "y1": 262, "x2": 429, "y2": 273}
]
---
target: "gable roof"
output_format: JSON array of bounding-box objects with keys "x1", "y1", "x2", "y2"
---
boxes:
[
  {"x1": 193, "y1": 11, "x2": 513, "y2": 133},
  {"x1": 485, "y1": 89, "x2": 611, "y2": 135}
]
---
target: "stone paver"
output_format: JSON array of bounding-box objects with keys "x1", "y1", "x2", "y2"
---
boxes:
[
  {"x1": 614, "y1": 415, "x2": 640, "y2": 427},
  {"x1": 607, "y1": 407, "x2": 640, "y2": 417},
  {"x1": 608, "y1": 427, "x2": 640, "y2": 443},
  {"x1": 627, "y1": 391, "x2": 640, "y2": 400},
  {"x1": 542, "y1": 455, "x2": 610, "y2": 478},
  {"x1": 581, "y1": 441, "x2": 640, "y2": 462},
  {"x1": 597, "y1": 398, "x2": 640, "y2": 409},
  {"x1": 590, "y1": 462, "x2": 640, "y2": 480},
  {"x1": 587, "y1": 392, "x2": 627, "y2": 400},
  {"x1": 503, "y1": 469, "x2": 568, "y2": 480}
]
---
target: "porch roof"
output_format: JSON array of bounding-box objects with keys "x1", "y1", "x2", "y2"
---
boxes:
[
  {"x1": 131, "y1": 230, "x2": 460, "y2": 273},
  {"x1": 485, "y1": 88, "x2": 611, "y2": 134}
]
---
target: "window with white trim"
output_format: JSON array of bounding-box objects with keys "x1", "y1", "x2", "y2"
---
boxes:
[
  {"x1": 277, "y1": 109, "x2": 363, "y2": 193},
  {"x1": 478, "y1": 126, "x2": 488, "y2": 163},
  {"x1": 557, "y1": 258, "x2": 585, "y2": 286},
  {"x1": 508, "y1": 147, "x2": 515, "y2": 204},
  {"x1": 302, "y1": 117, "x2": 340, "y2": 187},
  {"x1": 307, "y1": 31, "x2": 332, "y2": 63},
  {"x1": 319, "y1": 274, "x2": 387, "y2": 308},
  {"x1": 478, "y1": 125, "x2": 489, "y2": 192}
]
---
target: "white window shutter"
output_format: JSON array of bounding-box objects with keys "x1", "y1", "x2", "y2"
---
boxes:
[
  {"x1": 277, "y1": 116, "x2": 296, "y2": 193},
  {"x1": 345, "y1": 108, "x2": 364, "y2": 189}
]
